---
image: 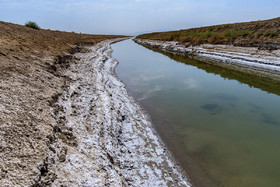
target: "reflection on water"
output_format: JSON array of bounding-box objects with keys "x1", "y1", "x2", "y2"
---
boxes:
[
  {"x1": 112, "y1": 39, "x2": 280, "y2": 187},
  {"x1": 211, "y1": 93, "x2": 238, "y2": 101},
  {"x1": 144, "y1": 44, "x2": 280, "y2": 96},
  {"x1": 201, "y1": 104, "x2": 223, "y2": 115}
]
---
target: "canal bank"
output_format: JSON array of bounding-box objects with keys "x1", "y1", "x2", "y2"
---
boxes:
[
  {"x1": 134, "y1": 38, "x2": 280, "y2": 80},
  {"x1": 48, "y1": 40, "x2": 191, "y2": 186},
  {"x1": 0, "y1": 36, "x2": 191, "y2": 186}
]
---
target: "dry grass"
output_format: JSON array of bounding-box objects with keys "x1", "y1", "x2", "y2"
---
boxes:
[{"x1": 137, "y1": 17, "x2": 280, "y2": 48}]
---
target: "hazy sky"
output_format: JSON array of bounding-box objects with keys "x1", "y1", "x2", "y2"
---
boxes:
[{"x1": 1, "y1": 0, "x2": 280, "y2": 35}]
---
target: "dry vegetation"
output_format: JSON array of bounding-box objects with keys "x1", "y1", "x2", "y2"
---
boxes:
[
  {"x1": 0, "y1": 21, "x2": 123, "y2": 59},
  {"x1": 137, "y1": 17, "x2": 280, "y2": 48}
]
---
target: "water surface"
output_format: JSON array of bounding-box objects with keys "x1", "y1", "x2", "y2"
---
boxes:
[{"x1": 112, "y1": 39, "x2": 280, "y2": 187}]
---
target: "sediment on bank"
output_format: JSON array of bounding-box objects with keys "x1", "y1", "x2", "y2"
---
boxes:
[
  {"x1": 0, "y1": 21, "x2": 120, "y2": 186},
  {"x1": 46, "y1": 40, "x2": 191, "y2": 186},
  {"x1": 133, "y1": 38, "x2": 280, "y2": 79}
]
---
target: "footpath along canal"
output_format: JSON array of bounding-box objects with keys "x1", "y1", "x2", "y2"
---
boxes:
[{"x1": 112, "y1": 39, "x2": 280, "y2": 187}]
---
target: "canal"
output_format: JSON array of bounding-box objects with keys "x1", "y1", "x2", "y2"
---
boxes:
[{"x1": 112, "y1": 39, "x2": 280, "y2": 187}]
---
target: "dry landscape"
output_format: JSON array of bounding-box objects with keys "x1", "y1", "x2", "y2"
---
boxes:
[
  {"x1": 0, "y1": 21, "x2": 190, "y2": 186},
  {"x1": 1, "y1": 16, "x2": 280, "y2": 187},
  {"x1": 0, "y1": 21, "x2": 119, "y2": 185}
]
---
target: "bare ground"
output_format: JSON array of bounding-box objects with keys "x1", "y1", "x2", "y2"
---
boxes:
[{"x1": 0, "y1": 21, "x2": 120, "y2": 186}]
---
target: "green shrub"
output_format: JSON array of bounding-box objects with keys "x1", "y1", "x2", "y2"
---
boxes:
[
  {"x1": 240, "y1": 30, "x2": 251, "y2": 37},
  {"x1": 224, "y1": 29, "x2": 238, "y2": 42},
  {"x1": 25, "y1": 21, "x2": 40, "y2": 30},
  {"x1": 255, "y1": 22, "x2": 260, "y2": 27},
  {"x1": 264, "y1": 31, "x2": 278, "y2": 37},
  {"x1": 201, "y1": 30, "x2": 213, "y2": 39},
  {"x1": 209, "y1": 33, "x2": 225, "y2": 44},
  {"x1": 256, "y1": 32, "x2": 262, "y2": 37}
]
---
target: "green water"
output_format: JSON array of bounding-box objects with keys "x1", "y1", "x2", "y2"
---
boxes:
[{"x1": 112, "y1": 39, "x2": 280, "y2": 187}]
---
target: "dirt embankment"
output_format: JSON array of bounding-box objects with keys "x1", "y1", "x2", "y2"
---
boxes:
[
  {"x1": 0, "y1": 21, "x2": 191, "y2": 186},
  {"x1": 44, "y1": 40, "x2": 190, "y2": 186},
  {"x1": 0, "y1": 21, "x2": 121, "y2": 186},
  {"x1": 134, "y1": 18, "x2": 280, "y2": 79}
]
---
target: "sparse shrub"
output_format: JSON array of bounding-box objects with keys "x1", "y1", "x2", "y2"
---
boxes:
[
  {"x1": 264, "y1": 31, "x2": 278, "y2": 37},
  {"x1": 25, "y1": 21, "x2": 40, "y2": 30},
  {"x1": 193, "y1": 37, "x2": 204, "y2": 45},
  {"x1": 209, "y1": 33, "x2": 225, "y2": 44},
  {"x1": 202, "y1": 30, "x2": 213, "y2": 39},
  {"x1": 162, "y1": 34, "x2": 174, "y2": 41},
  {"x1": 256, "y1": 32, "x2": 262, "y2": 38},
  {"x1": 224, "y1": 29, "x2": 238, "y2": 42},
  {"x1": 240, "y1": 30, "x2": 251, "y2": 37},
  {"x1": 270, "y1": 32, "x2": 278, "y2": 37},
  {"x1": 137, "y1": 18, "x2": 280, "y2": 46},
  {"x1": 178, "y1": 35, "x2": 189, "y2": 43}
]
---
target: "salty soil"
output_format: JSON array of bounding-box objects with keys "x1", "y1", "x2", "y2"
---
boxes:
[
  {"x1": 0, "y1": 21, "x2": 118, "y2": 186},
  {"x1": 47, "y1": 40, "x2": 190, "y2": 186},
  {"x1": 0, "y1": 21, "x2": 190, "y2": 186},
  {"x1": 134, "y1": 39, "x2": 280, "y2": 79}
]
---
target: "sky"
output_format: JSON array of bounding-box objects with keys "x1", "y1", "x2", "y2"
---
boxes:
[{"x1": 0, "y1": 0, "x2": 280, "y2": 35}]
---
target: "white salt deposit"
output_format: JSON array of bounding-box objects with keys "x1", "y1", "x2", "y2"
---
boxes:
[
  {"x1": 50, "y1": 39, "x2": 191, "y2": 186},
  {"x1": 134, "y1": 39, "x2": 280, "y2": 77}
]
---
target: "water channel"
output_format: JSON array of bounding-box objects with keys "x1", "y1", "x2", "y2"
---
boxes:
[{"x1": 112, "y1": 39, "x2": 280, "y2": 187}]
